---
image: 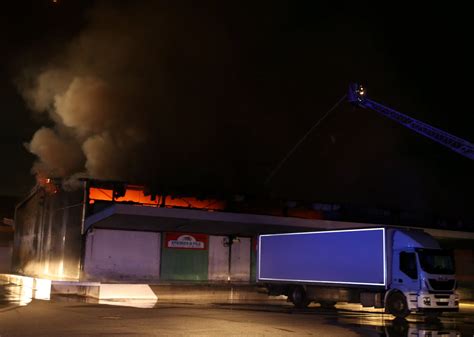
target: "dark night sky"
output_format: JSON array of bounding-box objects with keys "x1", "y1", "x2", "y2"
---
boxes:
[{"x1": 0, "y1": 1, "x2": 472, "y2": 220}]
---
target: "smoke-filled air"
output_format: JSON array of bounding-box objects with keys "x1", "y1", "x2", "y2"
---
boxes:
[{"x1": 18, "y1": 1, "x2": 241, "y2": 188}]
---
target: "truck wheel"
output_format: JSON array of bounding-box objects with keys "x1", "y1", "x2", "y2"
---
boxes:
[
  {"x1": 291, "y1": 286, "x2": 311, "y2": 308},
  {"x1": 386, "y1": 292, "x2": 410, "y2": 318}
]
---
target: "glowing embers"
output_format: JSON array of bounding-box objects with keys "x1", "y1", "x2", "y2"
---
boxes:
[
  {"x1": 37, "y1": 176, "x2": 59, "y2": 194},
  {"x1": 88, "y1": 186, "x2": 226, "y2": 211}
]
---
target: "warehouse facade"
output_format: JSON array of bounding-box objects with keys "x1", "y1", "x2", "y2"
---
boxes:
[
  {"x1": 12, "y1": 179, "x2": 474, "y2": 302},
  {"x1": 13, "y1": 179, "x2": 324, "y2": 282}
]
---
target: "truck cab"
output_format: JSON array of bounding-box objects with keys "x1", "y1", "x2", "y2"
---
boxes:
[{"x1": 386, "y1": 230, "x2": 458, "y2": 317}]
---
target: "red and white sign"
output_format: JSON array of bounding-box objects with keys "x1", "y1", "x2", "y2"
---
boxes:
[{"x1": 166, "y1": 233, "x2": 208, "y2": 250}]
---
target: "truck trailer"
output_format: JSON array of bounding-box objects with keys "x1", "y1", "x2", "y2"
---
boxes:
[{"x1": 257, "y1": 227, "x2": 458, "y2": 318}]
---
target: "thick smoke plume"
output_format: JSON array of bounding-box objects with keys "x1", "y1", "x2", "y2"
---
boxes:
[{"x1": 18, "y1": 1, "x2": 239, "y2": 188}]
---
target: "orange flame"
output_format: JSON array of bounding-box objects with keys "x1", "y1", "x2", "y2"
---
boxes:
[
  {"x1": 37, "y1": 175, "x2": 59, "y2": 194},
  {"x1": 88, "y1": 186, "x2": 322, "y2": 219},
  {"x1": 88, "y1": 186, "x2": 226, "y2": 211}
]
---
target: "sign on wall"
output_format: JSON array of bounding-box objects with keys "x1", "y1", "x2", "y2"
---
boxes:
[{"x1": 165, "y1": 233, "x2": 208, "y2": 250}]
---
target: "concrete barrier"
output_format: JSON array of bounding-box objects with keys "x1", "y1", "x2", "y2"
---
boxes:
[
  {"x1": 149, "y1": 283, "x2": 284, "y2": 303},
  {"x1": 1, "y1": 274, "x2": 157, "y2": 300},
  {"x1": 51, "y1": 281, "x2": 157, "y2": 300},
  {"x1": 1, "y1": 274, "x2": 275, "y2": 303},
  {"x1": 0, "y1": 274, "x2": 51, "y2": 302},
  {"x1": 53, "y1": 281, "x2": 272, "y2": 302},
  {"x1": 51, "y1": 281, "x2": 101, "y2": 298},
  {"x1": 96, "y1": 284, "x2": 157, "y2": 300}
]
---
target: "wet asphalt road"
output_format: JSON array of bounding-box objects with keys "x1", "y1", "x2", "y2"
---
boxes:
[{"x1": 1, "y1": 282, "x2": 474, "y2": 336}]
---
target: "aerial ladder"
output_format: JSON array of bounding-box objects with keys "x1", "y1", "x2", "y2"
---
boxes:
[
  {"x1": 348, "y1": 83, "x2": 474, "y2": 160},
  {"x1": 265, "y1": 83, "x2": 473, "y2": 184}
]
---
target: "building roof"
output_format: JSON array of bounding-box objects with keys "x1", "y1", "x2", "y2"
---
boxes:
[{"x1": 85, "y1": 204, "x2": 474, "y2": 240}]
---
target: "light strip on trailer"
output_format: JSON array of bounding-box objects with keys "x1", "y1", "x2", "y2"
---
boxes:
[{"x1": 383, "y1": 228, "x2": 386, "y2": 287}]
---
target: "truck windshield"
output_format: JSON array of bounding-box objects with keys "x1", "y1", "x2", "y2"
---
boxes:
[{"x1": 416, "y1": 249, "x2": 455, "y2": 275}]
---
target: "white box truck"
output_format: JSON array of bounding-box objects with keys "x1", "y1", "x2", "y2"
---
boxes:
[{"x1": 257, "y1": 227, "x2": 459, "y2": 318}]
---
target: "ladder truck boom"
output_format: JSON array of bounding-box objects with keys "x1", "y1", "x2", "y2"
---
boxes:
[{"x1": 348, "y1": 83, "x2": 474, "y2": 160}]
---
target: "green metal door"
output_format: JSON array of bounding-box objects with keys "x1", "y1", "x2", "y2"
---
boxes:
[{"x1": 160, "y1": 233, "x2": 208, "y2": 281}]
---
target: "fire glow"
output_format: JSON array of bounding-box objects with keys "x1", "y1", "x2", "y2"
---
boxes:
[
  {"x1": 87, "y1": 185, "x2": 324, "y2": 219},
  {"x1": 88, "y1": 186, "x2": 226, "y2": 211},
  {"x1": 37, "y1": 175, "x2": 59, "y2": 194}
]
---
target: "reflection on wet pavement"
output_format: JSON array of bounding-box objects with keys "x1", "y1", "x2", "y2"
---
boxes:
[
  {"x1": 322, "y1": 304, "x2": 471, "y2": 337},
  {"x1": 1, "y1": 282, "x2": 473, "y2": 336},
  {"x1": 384, "y1": 319, "x2": 460, "y2": 337},
  {"x1": 210, "y1": 302, "x2": 473, "y2": 336}
]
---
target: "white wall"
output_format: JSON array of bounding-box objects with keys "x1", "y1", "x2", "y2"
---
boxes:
[
  {"x1": 230, "y1": 237, "x2": 251, "y2": 282},
  {"x1": 208, "y1": 236, "x2": 250, "y2": 282},
  {"x1": 208, "y1": 236, "x2": 229, "y2": 281},
  {"x1": 84, "y1": 229, "x2": 160, "y2": 281}
]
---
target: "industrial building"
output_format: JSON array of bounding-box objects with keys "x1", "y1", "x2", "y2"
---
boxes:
[
  {"x1": 12, "y1": 179, "x2": 333, "y2": 283},
  {"x1": 11, "y1": 179, "x2": 474, "y2": 300}
]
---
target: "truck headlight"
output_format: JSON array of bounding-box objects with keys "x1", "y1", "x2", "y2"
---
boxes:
[{"x1": 423, "y1": 297, "x2": 431, "y2": 306}]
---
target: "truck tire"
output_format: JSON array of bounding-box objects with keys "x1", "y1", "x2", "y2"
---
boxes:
[
  {"x1": 291, "y1": 286, "x2": 311, "y2": 308},
  {"x1": 386, "y1": 292, "x2": 410, "y2": 318}
]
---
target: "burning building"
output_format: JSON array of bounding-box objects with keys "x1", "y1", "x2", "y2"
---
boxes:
[
  {"x1": 12, "y1": 178, "x2": 329, "y2": 282},
  {"x1": 11, "y1": 178, "x2": 474, "y2": 304}
]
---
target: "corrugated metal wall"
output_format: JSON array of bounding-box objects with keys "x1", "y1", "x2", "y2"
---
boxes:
[
  {"x1": 13, "y1": 187, "x2": 83, "y2": 280},
  {"x1": 84, "y1": 229, "x2": 161, "y2": 281},
  {"x1": 208, "y1": 235, "x2": 251, "y2": 282}
]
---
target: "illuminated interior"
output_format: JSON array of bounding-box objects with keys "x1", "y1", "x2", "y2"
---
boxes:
[
  {"x1": 88, "y1": 185, "x2": 323, "y2": 219},
  {"x1": 88, "y1": 186, "x2": 226, "y2": 211}
]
